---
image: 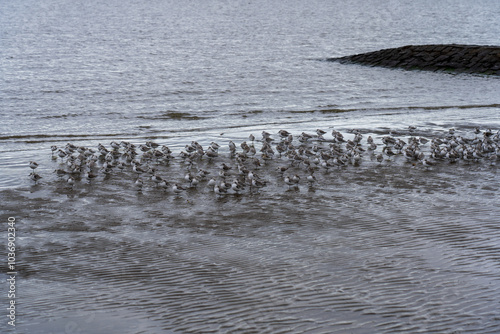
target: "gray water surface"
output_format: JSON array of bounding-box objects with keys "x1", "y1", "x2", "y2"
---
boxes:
[{"x1": 1, "y1": 0, "x2": 500, "y2": 333}]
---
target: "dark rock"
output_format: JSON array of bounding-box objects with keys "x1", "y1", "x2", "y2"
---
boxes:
[{"x1": 328, "y1": 44, "x2": 500, "y2": 75}]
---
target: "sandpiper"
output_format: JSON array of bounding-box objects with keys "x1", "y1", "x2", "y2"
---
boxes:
[
  {"x1": 207, "y1": 177, "x2": 217, "y2": 187},
  {"x1": 151, "y1": 174, "x2": 164, "y2": 186},
  {"x1": 158, "y1": 179, "x2": 169, "y2": 190},
  {"x1": 307, "y1": 173, "x2": 317, "y2": 184},
  {"x1": 214, "y1": 184, "x2": 227, "y2": 195},
  {"x1": 228, "y1": 141, "x2": 236, "y2": 154},
  {"x1": 29, "y1": 172, "x2": 42, "y2": 183},
  {"x1": 57, "y1": 149, "x2": 67, "y2": 159},
  {"x1": 86, "y1": 171, "x2": 98, "y2": 182},
  {"x1": 205, "y1": 149, "x2": 219, "y2": 159},
  {"x1": 279, "y1": 130, "x2": 291, "y2": 138},
  {"x1": 422, "y1": 159, "x2": 436, "y2": 168},
  {"x1": 284, "y1": 174, "x2": 299, "y2": 187},
  {"x1": 67, "y1": 176, "x2": 75, "y2": 187},
  {"x1": 172, "y1": 183, "x2": 186, "y2": 194},
  {"x1": 134, "y1": 178, "x2": 144, "y2": 190},
  {"x1": 29, "y1": 161, "x2": 39, "y2": 170}
]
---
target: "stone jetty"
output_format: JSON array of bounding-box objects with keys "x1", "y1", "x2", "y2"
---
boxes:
[{"x1": 329, "y1": 44, "x2": 500, "y2": 75}]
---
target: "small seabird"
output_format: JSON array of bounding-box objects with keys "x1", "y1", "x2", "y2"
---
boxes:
[
  {"x1": 146, "y1": 141, "x2": 160, "y2": 149},
  {"x1": 190, "y1": 176, "x2": 200, "y2": 187},
  {"x1": 57, "y1": 149, "x2": 67, "y2": 159},
  {"x1": 210, "y1": 142, "x2": 220, "y2": 151},
  {"x1": 240, "y1": 141, "x2": 250, "y2": 153},
  {"x1": 382, "y1": 136, "x2": 396, "y2": 146},
  {"x1": 110, "y1": 141, "x2": 121, "y2": 150},
  {"x1": 261, "y1": 131, "x2": 271, "y2": 139},
  {"x1": 86, "y1": 171, "x2": 98, "y2": 182},
  {"x1": 172, "y1": 183, "x2": 186, "y2": 194},
  {"x1": 134, "y1": 178, "x2": 144, "y2": 190},
  {"x1": 196, "y1": 168, "x2": 210, "y2": 178},
  {"x1": 316, "y1": 129, "x2": 327, "y2": 136},
  {"x1": 159, "y1": 179, "x2": 170, "y2": 190},
  {"x1": 207, "y1": 177, "x2": 217, "y2": 187},
  {"x1": 307, "y1": 174, "x2": 317, "y2": 184},
  {"x1": 228, "y1": 141, "x2": 236, "y2": 154},
  {"x1": 218, "y1": 170, "x2": 229, "y2": 179},
  {"x1": 422, "y1": 159, "x2": 436, "y2": 168},
  {"x1": 284, "y1": 174, "x2": 299, "y2": 187},
  {"x1": 332, "y1": 130, "x2": 345, "y2": 142},
  {"x1": 231, "y1": 179, "x2": 244, "y2": 193},
  {"x1": 132, "y1": 163, "x2": 146, "y2": 174},
  {"x1": 382, "y1": 146, "x2": 396, "y2": 156},
  {"x1": 220, "y1": 163, "x2": 232, "y2": 171},
  {"x1": 185, "y1": 144, "x2": 196, "y2": 153},
  {"x1": 276, "y1": 166, "x2": 288, "y2": 173},
  {"x1": 137, "y1": 144, "x2": 149, "y2": 153},
  {"x1": 29, "y1": 161, "x2": 39, "y2": 170},
  {"x1": 29, "y1": 172, "x2": 42, "y2": 183},
  {"x1": 53, "y1": 168, "x2": 67, "y2": 177},
  {"x1": 205, "y1": 149, "x2": 219, "y2": 159},
  {"x1": 67, "y1": 176, "x2": 75, "y2": 187},
  {"x1": 251, "y1": 178, "x2": 266, "y2": 188},
  {"x1": 248, "y1": 145, "x2": 257, "y2": 156},
  {"x1": 151, "y1": 174, "x2": 164, "y2": 186},
  {"x1": 419, "y1": 137, "x2": 429, "y2": 145},
  {"x1": 279, "y1": 130, "x2": 291, "y2": 138},
  {"x1": 214, "y1": 184, "x2": 227, "y2": 195}
]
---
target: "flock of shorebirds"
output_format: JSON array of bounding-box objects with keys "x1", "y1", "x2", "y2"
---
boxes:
[{"x1": 28, "y1": 127, "x2": 499, "y2": 195}]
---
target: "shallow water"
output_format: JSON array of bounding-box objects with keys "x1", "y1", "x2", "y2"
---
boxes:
[{"x1": 1, "y1": 0, "x2": 500, "y2": 333}]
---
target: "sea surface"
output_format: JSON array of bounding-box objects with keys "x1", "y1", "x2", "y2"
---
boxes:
[{"x1": 1, "y1": 0, "x2": 500, "y2": 333}]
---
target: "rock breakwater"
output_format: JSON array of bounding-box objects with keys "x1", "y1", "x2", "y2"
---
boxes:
[{"x1": 329, "y1": 44, "x2": 500, "y2": 75}]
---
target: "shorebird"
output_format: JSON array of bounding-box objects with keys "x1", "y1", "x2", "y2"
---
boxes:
[
  {"x1": 67, "y1": 176, "x2": 75, "y2": 187},
  {"x1": 158, "y1": 179, "x2": 169, "y2": 190},
  {"x1": 228, "y1": 141, "x2": 236, "y2": 154},
  {"x1": 279, "y1": 130, "x2": 291, "y2": 138},
  {"x1": 214, "y1": 184, "x2": 227, "y2": 195},
  {"x1": 230, "y1": 179, "x2": 244, "y2": 193},
  {"x1": 29, "y1": 161, "x2": 39, "y2": 170},
  {"x1": 251, "y1": 178, "x2": 266, "y2": 189},
  {"x1": 132, "y1": 163, "x2": 146, "y2": 174},
  {"x1": 29, "y1": 172, "x2": 42, "y2": 183},
  {"x1": 276, "y1": 166, "x2": 288, "y2": 173},
  {"x1": 422, "y1": 159, "x2": 436, "y2": 168},
  {"x1": 134, "y1": 178, "x2": 143, "y2": 190},
  {"x1": 151, "y1": 174, "x2": 164, "y2": 186},
  {"x1": 307, "y1": 173, "x2": 317, "y2": 185},
  {"x1": 172, "y1": 183, "x2": 186, "y2": 195},
  {"x1": 284, "y1": 174, "x2": 299, "y2": 188},
  {"x1": 85, "y1": 171, "x2": 98, "y2": 182},
  {"x1": 205, "y1": 149, "x2": 219, "y2": 159},
  {"x1": 207, "y1": 177, "x2": 217, "y2": 188}
]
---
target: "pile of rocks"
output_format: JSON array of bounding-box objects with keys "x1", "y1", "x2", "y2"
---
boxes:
[{"x1": 329, "y1": 44, "x2": 500, "y2": 75}]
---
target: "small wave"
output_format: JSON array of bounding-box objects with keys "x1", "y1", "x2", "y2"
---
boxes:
[{"x1": 137, "y1": 111, "x2": 208, "y2": 120}]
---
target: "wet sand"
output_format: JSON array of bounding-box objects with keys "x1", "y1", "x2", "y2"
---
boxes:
[{"x1": 2, "y1": 128, "x2": 500, "y2": 333}]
